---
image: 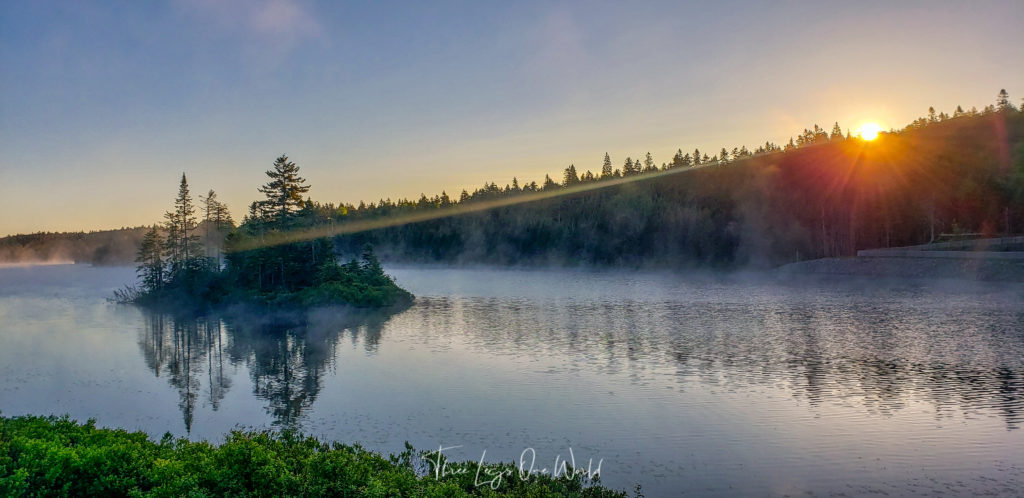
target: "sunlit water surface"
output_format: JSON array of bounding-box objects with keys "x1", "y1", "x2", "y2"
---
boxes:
[{"x1": 1, "y1": 264, "x2": 1022, "y2": 496}]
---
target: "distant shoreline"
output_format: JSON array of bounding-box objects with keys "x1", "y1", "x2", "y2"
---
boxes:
[{"x1": 777, "y1": 256, "x2": 1024, "y2": 282}]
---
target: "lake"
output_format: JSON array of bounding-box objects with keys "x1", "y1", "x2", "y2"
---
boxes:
[{"x1": 1, "y1": 264, "x2": 1022, "y2": 496}]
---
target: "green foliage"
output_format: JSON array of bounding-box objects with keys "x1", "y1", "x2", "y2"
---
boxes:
[
  {"x1": 0, "y1": 415, "x2": 626, "y2": 497},
  {"x1": 297, "y1": 248, "x2": 413, "y2": 308}
]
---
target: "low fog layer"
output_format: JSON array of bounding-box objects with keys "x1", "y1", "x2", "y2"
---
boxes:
[{"x1": 0, "y1": 228, "x2": 147, "y2": 265}]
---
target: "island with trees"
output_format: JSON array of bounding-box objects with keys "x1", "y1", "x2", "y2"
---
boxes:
[{"x1": 116, "y1": 155, "x2": 413, "y2": 311}]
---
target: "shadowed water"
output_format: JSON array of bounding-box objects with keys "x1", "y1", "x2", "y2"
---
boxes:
[{"x1": 1, "y1": 264, "x2": 1022, "y2": 496}]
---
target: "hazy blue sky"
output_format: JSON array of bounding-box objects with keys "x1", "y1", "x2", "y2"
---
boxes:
[{"x1": 2, "y1": 0, "x2": 1022, "y2": 235}]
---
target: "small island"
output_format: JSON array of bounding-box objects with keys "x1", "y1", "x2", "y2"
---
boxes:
[{"x1": 116, "y1": 155, "x2": 413, "y2": 311}]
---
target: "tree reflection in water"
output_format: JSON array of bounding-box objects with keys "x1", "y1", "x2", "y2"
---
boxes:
[{"x1": 138, "y1": 308, "x2": 392, "y2": 431}]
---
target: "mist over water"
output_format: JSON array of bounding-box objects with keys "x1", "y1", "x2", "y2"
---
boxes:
[{"x1": 1, "y1": 264, "x2": 1022, "y2": 496}]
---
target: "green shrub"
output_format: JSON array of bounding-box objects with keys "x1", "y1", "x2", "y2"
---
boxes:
[{"x1": 0, "y1": 416, "x2": 627, "y2": 497}]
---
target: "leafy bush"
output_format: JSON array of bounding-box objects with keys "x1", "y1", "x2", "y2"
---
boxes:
[{"x1": 1, "y1": 415, "x2": 627, "y2": 497}]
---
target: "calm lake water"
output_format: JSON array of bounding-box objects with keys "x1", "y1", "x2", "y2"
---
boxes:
[{"x1": 1, "y1": 264, "x2": 1022, "y2": 496}]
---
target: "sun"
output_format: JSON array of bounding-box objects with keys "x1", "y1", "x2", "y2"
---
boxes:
[{"x1": 857, "y1": 122, "x2": 883, "y2": 141}]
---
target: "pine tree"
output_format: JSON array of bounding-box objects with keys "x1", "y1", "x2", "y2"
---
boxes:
[
  {"x1": 643, "y1": 152, "x2": 656, "y2": 172},
  {"x1": 164, "y1": 173, "x2": 202, "y2": 274},
  {"x1": 997, "y1": 89, "x2": 1011, "y2": 111},
  {"x1": 199, "y1": 189, "x2": 232, "y2": 261},
  {"x1": 163, "y1": 210, "x2": 180, "y2": 265},
  {"x1": 601, "y1": 153, "x2": 613, "y2": 178},
  {"x1": 258, "y1": 155, "x2": 311, "y2": 228},
  {"x1": 813, "y1": 124, "x2": 828, "y2": 142},
  {"x1": 693, "y1": 148, "x2": 702, "y2": 166},
  {"x1": 671, "y1": 149, "x2": 685, "y2": 169},
  {"x1": 563, "y1": 164, "x2": 580, "y2": 186},
  {"x1": 830, "y1": 122, "x2": 843, "y2": 140},
  {"x1": 136, "y1": 226, "x2": 165, "y2": 293},
  {"x1": 622, "y1": 157, "x2": 637, "y2": 176}
]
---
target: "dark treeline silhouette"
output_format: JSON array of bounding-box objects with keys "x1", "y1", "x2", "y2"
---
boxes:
[
  {"x1": 5, "y1": 90, "x2": 1023, "y2": 269},
  {"x1": 317, "y1": 90, "x2": 1023, "y2": 267}
]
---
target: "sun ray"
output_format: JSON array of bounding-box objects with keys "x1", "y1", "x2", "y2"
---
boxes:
[{"x1": 229, "y1": 162, "x2": 720, "y2": 252}]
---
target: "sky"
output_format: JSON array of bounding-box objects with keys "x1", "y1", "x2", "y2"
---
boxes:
[{"x1": 2, "y1": 0, "x2": 1023, "y2": 236}]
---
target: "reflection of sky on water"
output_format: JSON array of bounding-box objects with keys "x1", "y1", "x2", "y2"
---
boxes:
[{"x1": 1, "y1": 265, "x2": 1022, "y2": 496}]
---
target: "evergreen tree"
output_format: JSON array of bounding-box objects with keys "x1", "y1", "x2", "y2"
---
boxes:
[
  {"x1": 622, "y1": 157, "x2": 638, "y2": 176},
  {"x1": 136, "y1": 226, "x2": 164, "y2": 293},
  {"x1": 830, "y1": 122, "x2": 843, "y2": 140},
  {"x1": 601, "y1": 153, "x2": 613, "y2": 178},
  {"x1": 671, "y1": 149, "x2": 685, "y2": 169},
  {"x1": 643, "y1": 152, "x2": 656, "y2": 172},
  {"x1": 813, "y1": 124, "x2": 828, "y2": 142},
  {"x1": 693, "y1": 148, "x2": 702, "y2": 166},
  {"x1": 563, "y1": 164, "x2": 580, "y2": 186},
  {"x1": 258, "y1": 155, "x2": 311, "y2": 228},
  {"x1": 163, "y1": 210, "x2": 180, "y2": 265},
  {"x1": 165, "y1": 173, "x2": 202, "y2": 273},
  {"x1": 997, "y1": 89, "x2": 1011, "y2": 111},
  {"x1": 199, "y1": 189, "x2": 233, "y2": 262}
]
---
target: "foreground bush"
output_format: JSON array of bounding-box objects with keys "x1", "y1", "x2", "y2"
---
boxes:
[{"x1": 0, "y1": 415, "x2": 626, "y2": 497}]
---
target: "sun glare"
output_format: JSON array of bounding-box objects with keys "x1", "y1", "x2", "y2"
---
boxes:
[{"x1": 857, "y1": 122, "x2": 882, "y2": 141}]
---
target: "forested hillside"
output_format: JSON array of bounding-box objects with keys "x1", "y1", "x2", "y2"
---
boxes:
[
  {"x1": 326, "y1": 99, "x2": 1024, "y2": 268},
  {"x1": 5, "y1": 93, "x2": 1023, "y2": 269}
]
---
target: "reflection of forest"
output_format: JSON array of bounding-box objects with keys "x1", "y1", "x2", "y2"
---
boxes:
[
  {"x1": 137, "y1": 298, "x2": 1024, "y2": 433},
  {"x1": 404, "y1": 298, "x2": 1024, "y2": 430},
  {"x1": 138, "y1": 309, "x2": 390, "y2": 431}
]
